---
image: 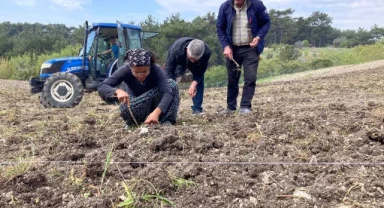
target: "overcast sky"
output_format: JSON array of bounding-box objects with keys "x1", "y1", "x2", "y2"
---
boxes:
[{"x1": 1, "y1": 0, "x2": 383, "y2": 30}]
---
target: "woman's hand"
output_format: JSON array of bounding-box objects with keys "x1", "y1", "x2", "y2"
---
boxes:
[
  {"x1": 115, "y1": 89, "x2": 130, "y2": 106},
  {"x1": 144, "y1": 108, "x2": 161, "y2": 125}
]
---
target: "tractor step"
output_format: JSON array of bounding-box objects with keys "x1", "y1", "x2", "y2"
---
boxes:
[{"x1": 85, "y1": 77, "x2": 102, "y2": 91}]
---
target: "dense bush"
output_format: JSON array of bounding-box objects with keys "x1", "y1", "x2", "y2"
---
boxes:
[
  {"x1": 265, "y1": 53, "x2": 273, "y2": 59},
  {"x1": 258, "y1": 59, "x2": 282, "y2": 78},
  {"x1": 322, "y1": 42, "x2": 384, "y2": 65},
  {"x1": 310, "y1": 58, "x2": 333, "y2": 69},
  {"x1": 294, "y1": 41, "x2": 304, "y2": 49},
  {"x1": 8, "y1": 53, "x2": 38, "y2": 80},
  {"x1": 0, "y1": 58, "x2": 12, "y2": 79},
  {"x1": 302, "y1": 40, "x2": 310, "y2": 47},
  {"x1": 279, "y1": 45, "x2": 300, "y2": 61},
  {"x1": 378, "y1": 37, "x2": 384, "y2": 44},
  {"x1": 293, "y1": 48, "x2": 302, "y2": 59},
  {"x1": 0, "y1": 44, "x2": 80, "y2": 80},
  {"x1": 269, "y1": 44, "x2": 279, "y2": 52},
  {"x1": 333, "y1": 37, "x2": 347, "y2": 47},
  {"x1": 204, "y1": 65, "x2": 227, "y2": 87},
  {"x1": 258, "y1": 59, "x2": 308, "y2": 79},
  {"x1": 282, "y1": 61, "x2": 309, "y2": 74}
]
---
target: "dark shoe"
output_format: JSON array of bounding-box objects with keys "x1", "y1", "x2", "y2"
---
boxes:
[
  {"x1": 218, "y1": 108, "x2": 236, "y2": 115},
  {"x1": 239, "y1": 108, "x2": 252, "y2": 115},
  {"x1": 162, "y1": 121, "x2": 173, "y2": 126},
  {"x1": 192, "y1": 109, "x2": 204, "y2": 116}
]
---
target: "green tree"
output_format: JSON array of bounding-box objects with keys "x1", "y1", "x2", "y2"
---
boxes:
[
  {"x1": 266, "y1": 9, "x2": 296, "y2": 45},
  {"x1": 294, "y1": 17, "x2": 312, "y2": 45},
  {"x1": 308, "y1": 11, "x2": 334, "y2": 47}
]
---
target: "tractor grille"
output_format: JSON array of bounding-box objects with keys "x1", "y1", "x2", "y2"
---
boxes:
[{"x1": 41, "y1": 61, "x2": 65, "y2": 74}]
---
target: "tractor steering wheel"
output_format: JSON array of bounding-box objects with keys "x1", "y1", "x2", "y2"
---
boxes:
[{"x1": 97, "y1": 53, "x2": 110, "y2": 61}]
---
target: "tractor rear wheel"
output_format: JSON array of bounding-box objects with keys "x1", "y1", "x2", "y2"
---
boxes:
[{"x1": 41, "y1": 72, "x2": 84, "y2": 108}]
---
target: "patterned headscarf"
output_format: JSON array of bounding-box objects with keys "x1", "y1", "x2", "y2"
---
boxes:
[{"x1": 125, "y1": 48, "x2": 152, "y2": 67}]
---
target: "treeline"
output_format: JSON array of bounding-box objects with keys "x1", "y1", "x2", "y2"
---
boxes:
[
  {"x1": 1, "y1": 10, "x2": 384, "y2": 60},
  {"x1": 0, "y1": 22, "x2": 84, "y2": 58},
  {"x1": 265, "y1": 10, "x2": 384, "y2": 48},
  {"x1": 0, "y1": 9, "x2": 384, "y2": 80}
]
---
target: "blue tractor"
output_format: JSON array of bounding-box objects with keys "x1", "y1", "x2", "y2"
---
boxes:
[{"x1": 30, "y1": 21, "x2": 158, "y2": 108}]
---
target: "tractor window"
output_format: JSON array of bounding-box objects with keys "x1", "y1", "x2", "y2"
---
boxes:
[
  {"x1": 79, "y1": 30, "x2": 96, "y2": 57},
  {"x1": 98, "y1": 39, "x2": 109, "y2": 57},
  {"x1": 127, "y1": 29, "x2": 141, "y2": 49}
]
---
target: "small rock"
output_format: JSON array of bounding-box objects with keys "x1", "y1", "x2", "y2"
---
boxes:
[
  {"x1": 368, "y1": 101, "x2": 376, "y2": 107},
  {"x1": 261, "y1": 172, "x2": 270, "y2": 184},
  {"x1": 182, "y1": 165, "x2": 199, "y2": 178},
  {"x1": 62, "y1": 193, "x2": 70, "y2": 202},
  {"x1": 293, "y1": 189, "x2": 312, "y2": 200},
  {"x1": 5, "y1": 191, "x2": 14, "y2": 198},
  {"x1": 336, "y1": 205, "x2": 353, "y2": 208},
  {"x1": 377, "y1": 187, "x2": 384, "y2": 195},
  {"x1": 83, "y1": 117, "x2": 96, "y2": 125},
  {"x1": 249, "y1": 196, "x2": 258, "y2": 205},
  {"x1": 139, "y1": 127, "x2": 149, "y2": 136}
]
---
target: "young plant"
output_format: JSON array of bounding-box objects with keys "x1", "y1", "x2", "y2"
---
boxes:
[
  {"x1": 1, "y1": 158, "x2": 32, "y2": 180},
  {"x1": 172, "y1": 178, "x2": 197, "y2": 189},
  {"x1": 100, "y1": 143, "x2": 115, "y2": 192},
  {"x1": 69, "y1": 167, "x2": 86, "y2": 187},
  {"x1": 117, "y1": 180, "x2": 175, "y2": 208},
  {"x1": 168, "y1": 170, "x2": 197, "y2": 190}
]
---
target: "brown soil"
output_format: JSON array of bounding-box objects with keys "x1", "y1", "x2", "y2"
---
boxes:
[{"x1": 1, "y1": 61, "x2": 384, "y2": 208}]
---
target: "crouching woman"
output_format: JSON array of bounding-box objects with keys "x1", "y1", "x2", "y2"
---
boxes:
[{"x1": 98, "y1": 48, "x2": 180, "y2": 127}]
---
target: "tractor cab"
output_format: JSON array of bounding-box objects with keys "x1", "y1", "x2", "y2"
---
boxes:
[
  {"x1": 30, "y1": 21, "x2": 158, "y2": 108},
  {"x1": 82, "y1": 22, "x2": 145, "y2": 90}
]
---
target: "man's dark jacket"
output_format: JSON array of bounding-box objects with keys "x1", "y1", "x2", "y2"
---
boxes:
[
  {"x1": 165, "y1": 37, "x2": 211, "y2": 84},
  {"x1": 216, "y1": 0, "x2": 271, "y2": 54}
]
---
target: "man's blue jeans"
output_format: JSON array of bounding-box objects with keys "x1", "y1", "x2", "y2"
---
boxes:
[{"x1": 191, "y1": 77, "x2": 204, "y2": 112}]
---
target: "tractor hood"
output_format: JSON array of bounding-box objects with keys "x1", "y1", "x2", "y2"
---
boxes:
[
  {"x1": 40, "y1": 56, "x2": 88, "y2": 78},
  {"x1": 45, "y1": 56, "x2": 83, "y2": 63}
]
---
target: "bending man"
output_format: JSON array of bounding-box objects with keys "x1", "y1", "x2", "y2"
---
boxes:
[{"x1": 165, "y1": 37, "x2": 211, "y2": 115}]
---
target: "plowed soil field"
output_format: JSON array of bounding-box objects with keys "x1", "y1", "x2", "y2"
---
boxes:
[{"x1": 1, "y1": 61, "x2": 384, "y2": 208}]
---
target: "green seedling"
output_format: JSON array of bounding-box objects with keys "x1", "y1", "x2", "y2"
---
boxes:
[
  {"x1": 100, "y1": 143, "x2": 114, "y2": 192},
  {"x1": 117, "y1": 180, "x2": 175, "y2": 208},
  {"x1": 69, "y1": 168, "x2": 86, "y2": 187},
  {"x1": 172, "y1": 178, "x2": 197, "y2": 189}
]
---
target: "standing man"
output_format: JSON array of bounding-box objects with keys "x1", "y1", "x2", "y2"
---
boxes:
[
  {"x1": 165, "y1": 37, "x2": 211, "y2": 115},
  {"x1": 216, "y1": 0, "x2": 271, "y2": 115}
]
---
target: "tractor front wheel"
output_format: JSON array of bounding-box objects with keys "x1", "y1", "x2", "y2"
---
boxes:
[{"x1": 40, "y1": 72, "x2": 84, "y2": 108}]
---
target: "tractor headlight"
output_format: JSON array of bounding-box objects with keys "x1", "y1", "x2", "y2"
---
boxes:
[
  {"x1": 40, "y1": 63, "x2": 53, "y2": 75},
  {"x1": 41, "y1": 63, "x2": 52, "y2": 69}
]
